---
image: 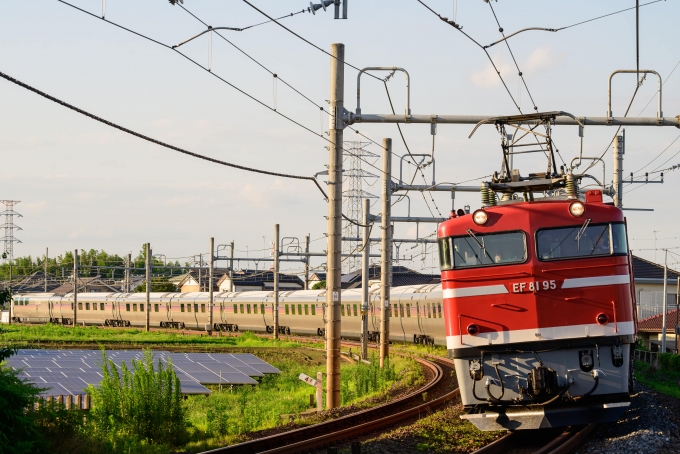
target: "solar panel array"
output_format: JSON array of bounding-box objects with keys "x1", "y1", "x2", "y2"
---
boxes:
[{"x1": 6, "y1": 350, "x2": 280, "y2": 397}]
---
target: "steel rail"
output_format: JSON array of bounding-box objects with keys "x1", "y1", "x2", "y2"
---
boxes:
[
  {"x1": 471, "y1": 423, "x2": 597, "y2": 454},
  {"x1": 200, "y1": 356, "x2": 458, "y2": 454}
]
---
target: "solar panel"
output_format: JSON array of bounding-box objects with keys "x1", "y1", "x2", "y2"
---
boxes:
[{"x1": 10, "y1": 350, "x2": 276, "y2": 390}]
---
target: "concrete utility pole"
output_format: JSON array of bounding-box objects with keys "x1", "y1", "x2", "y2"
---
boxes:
[
  {"x1": 613, "y1": 134, "x2": 624, "y2": 208},
  {"x1": 361, "y1": 197, "x2": 370, "y2": 360},
  {"x1": 145, "y1": 243, "x2": 151, "y2": 332},
  {"x1": 326, "y1": 42, "x2": 345, "y2": 409},
  {"x1": 44, "y1": 247, "x2": 48, "y2": 292},
  {"x1": 304, "y1": 234, "x2": 310, "y2": 290},
  {"x1": 662, "y1": 249, "x2": 668, "y2": 353},
  {"x1": 126, "y1": 253, "x2": 131, "y2": 292},
  {"x1": 229, "y1": 241, "x2": 235, "y2": 291},
  {"x1": 209, "y1": 237, "x2": 214, "y2": 332},
  {"x1": 73, "y1": 249, "x2": 78, "y2": 327},
  {"x1": 380, "y1": 138, "x2": 392, "y2": 368},
  {"x1": 274, "y1": 224, "x2": 280, "y2": 340}
]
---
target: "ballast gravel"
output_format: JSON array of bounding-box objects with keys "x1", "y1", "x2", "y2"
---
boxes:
[{"x1": 574, "y1": 382, "x2": 679, "y2": 454}]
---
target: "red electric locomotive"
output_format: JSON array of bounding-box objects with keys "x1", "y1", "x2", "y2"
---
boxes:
[{"x1": 438, "y1": 184, "x2": 636, "y2": 430}]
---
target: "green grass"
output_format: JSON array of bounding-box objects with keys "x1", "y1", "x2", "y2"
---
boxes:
[
  {"x1": 179, "y1": 352, "x2": 421, "y2": 452},
  {"x1": 635, "y1": 360, "x2": 680, "y2": 399},
  {"x1": 0, "y1": 323, "x2": 314, "y2": 349}
]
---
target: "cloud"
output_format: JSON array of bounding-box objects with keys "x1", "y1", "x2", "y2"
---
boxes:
[
  {"x1": 470, "y1": 46, "x2": 558, "y2": 88},
  {"x1": 524, "y1": 46, "x2": 558, "y2": 75}
]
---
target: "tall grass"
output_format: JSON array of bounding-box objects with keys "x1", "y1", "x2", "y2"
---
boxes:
[{"x1": 88, "y1": 350, "x2": 186, "y2": 447}]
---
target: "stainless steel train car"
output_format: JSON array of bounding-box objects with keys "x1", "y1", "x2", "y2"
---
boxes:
[{"x1": 10, "y1": 284, "x2": 445, "y2": 345}]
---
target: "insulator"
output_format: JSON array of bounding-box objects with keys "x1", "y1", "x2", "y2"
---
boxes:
[
  {"x1": 566, "y1": 174, "x2": 577, "y2": 199},
  {"x1": 489, "y1": 191, "x2": 497, "y2": 206},
  {"x1": 480, "y1": 183, "x2": 490, "y2": 207}
]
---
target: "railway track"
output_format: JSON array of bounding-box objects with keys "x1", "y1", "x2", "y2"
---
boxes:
[
  {"x1": 201, "y1": 355, "x2": 459, "y2": 454},
  {"x1": 474, "y1": 424, "x2": 596, "y2": 454}
]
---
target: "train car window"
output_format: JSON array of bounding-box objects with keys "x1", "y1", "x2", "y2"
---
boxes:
[
  {"x1": 341, "y1": 305, "x2": 345, "y2": 316},
  {"x1": 298, "y1": 304, "x2": 302, "y2": 315},
  {"x1": 253, "y1": 304, "x2": 258, "y2": 314},
  {"x1": 100, "y1": 303, "x2": 104, "y2": 311},
  {"x1": 442, "y1": 231, "x2": 527, "y2": 269},
  {"x1": 311, "y1": 305, "x2": 316, "y2": 315},
  {"x1": 305, "y1": 305, "x2": 309, "y2": 315},
  {"x1": 291, "y1": 304, "x2": 296, "y2": 315},
  {"x1": 154, "y1": 304, "x2": 159, "y2": 312},
  {"x1": 285, "y1": 304, "x2": 289, "y2": 315},
  {"x1": 187, "y1": 304, "x2": 191, "y2": 313},
  {"x1": 406, "y1": 304, "x2": 411, "y2": 317},
  {"x1": 194, "y1": 304, "x2": 198, "y2": 313},
  {"x1": 353, "y1": 305, "x2": 358, "y2": 317},
  {"x1": 536, "y1": 223, "x2": 627, "y2": 261},
  {"x1": 86, "y1": 303, "x2": 90, "y2": 310},
  {"x1": 233, "y1": 304, "x2": 237, "y2": 314},
  {"x1": 142, "y1": 304, "x2": 146, "y2": 312},
  {"x1": 399, "y1": 304, "x2": 404, "y2": 318},
  {"x1": 72, "y1": 303, "x2": 75, "y2": 310},
  {"x1": 181, "y1": 304, "x2": 185, "y2": 312},
  {"x1": 78, "y1": 303, "x2": 83, "y2": 311},
  {"x1": 437, "y1": 304, "x2": 442, "y2": 318},
  {"x1": 133, "y1": 304, "x2": 137, "y2": 312},
  {"x1": 201, "y1": 304, "x2": 205, "y2": 313},
  {"x1": 126, "y1": 304, "x2": 130, "y2": 312},
  {"x1": 247, "y1": 304, "x2": 251, "y2": 314},
  {"x1": 261, "y1": 304, "x2": 265, "y2": 314},
  {"x1": 240, "y1": 304, "x2": 244, "y2": 314}
]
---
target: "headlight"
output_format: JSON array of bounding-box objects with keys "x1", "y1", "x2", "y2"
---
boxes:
[
  {"x1": 467, "y1": 324, "x2": 479, "y2": 336},
  {"x1": 569, "y1": 201, "x2": 585, "y2": 217},
  {"x1": 596, "y1": 313, "x2": 609, "y2": 325},
  {"x1": 472, "y1": 209, "x2": 488, "y2": 225}
]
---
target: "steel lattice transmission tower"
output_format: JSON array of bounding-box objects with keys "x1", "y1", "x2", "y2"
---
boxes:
[
  {"x1": 343, "y1": 141, "x2": 377, "y2": 273},
  {"x1": 0, "y1": 200, "x2": 22, "y2": 261}
]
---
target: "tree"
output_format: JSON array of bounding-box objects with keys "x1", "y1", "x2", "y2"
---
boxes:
[
  {"x1": 133, "y1": 282, "x2": 177, "y2": 292},
  {"x1": 312, "y1": 280, "x2": 326, "y2": 290}
]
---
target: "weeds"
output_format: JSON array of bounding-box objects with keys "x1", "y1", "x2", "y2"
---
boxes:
[{"x1": 635, "y1": 359, "x2": 680, "y2": 399}]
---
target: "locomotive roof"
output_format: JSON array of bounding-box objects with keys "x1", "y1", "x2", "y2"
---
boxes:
[{"x1": 439, "y1": 195, "x2": 623, "y2": 238}]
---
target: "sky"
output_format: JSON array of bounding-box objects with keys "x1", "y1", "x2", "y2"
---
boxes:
[{"x1": 1, "y1": 0, "x2": 680, "y2": 275}]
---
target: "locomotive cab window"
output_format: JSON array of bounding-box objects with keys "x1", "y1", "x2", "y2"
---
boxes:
[
  {"x1": 439, "y1": 231, "x2": 527, "y2": 270},
  {"x1": 536, "y1": 222, "x2": 628, "y2": 261}
]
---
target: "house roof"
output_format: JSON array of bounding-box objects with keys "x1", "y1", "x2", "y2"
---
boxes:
[
  {"x1": 343, "y1": 265, "x2": 440, "y2": 289},
  {"x1": 632, "y1": 255, "x2": 680, "y2": 281},
  {"x1": 52, "y1": 277, "x2": 120, "y2": 295},
  {"x1": 638, "y1": 309, "x2": 680, "y2": 332},
  {"x1": 12, "y1": 272, "x2": 62, "y2": 293}
]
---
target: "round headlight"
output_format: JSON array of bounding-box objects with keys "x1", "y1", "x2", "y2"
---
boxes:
[
  {"x1": 569, "y1": 201, "x2": 585, "y2": 217},
  {"x1": 596, "y1": 313, "x2": 609, "y2": 325},
  {"x1": 472, "y1": 209, "x2": 488, "y2": 225},
  {"x1": 467, "y1": 324, "x2": 479, "y2": 336}
]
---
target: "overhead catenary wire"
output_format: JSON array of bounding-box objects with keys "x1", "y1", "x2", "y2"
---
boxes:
[
  {"x1": 55, "y1": 0, "x2": 391, "y2": 182},
  {"x1": 482, "y1": 0, "x2": 665, "y2": 49}
]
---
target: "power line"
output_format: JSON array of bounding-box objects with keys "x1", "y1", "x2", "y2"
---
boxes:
[
  {"x1": 242, "y1": 0, "x2": 382, "y2": 82},
  {"x1": 0, "y1": 70, "x2": 330, "y2": 199},
  {"x1": 55, "y1": 0, "x2": 391, "y2": 181},
  {"x1": 559, "y1": 0, "x2": 665, "y2": 31},
  {"x1": 632, "y1": 134, "x2": 680, "y2": 175},
  {"x1": 637, "y1": 58, "x2": 680, "y2": 117}
]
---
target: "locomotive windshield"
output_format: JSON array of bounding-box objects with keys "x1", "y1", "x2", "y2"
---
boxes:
[
  {"x1": 536, "y1": 222, "x2": 628, "y2": 260},
  {"x1": 438, "y1": 231, "x2": 527, "y2": 270}
]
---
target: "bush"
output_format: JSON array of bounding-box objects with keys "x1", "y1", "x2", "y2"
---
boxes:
[
  {"x1": 0, "y1": 360, "x2": 46, "y2": 454},
  {"x1": 658, "y1": 352, "x2": 680, "y2": 373},
  {"x1": 89, "y1": 350, "x2": 186, "y2": 447}
]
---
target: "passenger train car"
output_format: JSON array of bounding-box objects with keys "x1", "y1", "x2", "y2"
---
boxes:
[
  {"x1": 438, "y1": 188, "x2": 636, "y2": 430},
  {"x1": 10, "y1": 284, "x2": 445, "y2": 345}
]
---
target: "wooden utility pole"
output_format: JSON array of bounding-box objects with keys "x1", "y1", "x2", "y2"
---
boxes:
[
  {"x1": 209, "y1": 237, "x2": 214, "y2": 333},
  {"x1": 73, "y1": 249, "x2": 78, "y2": 327},
  {"x1": 326, "y1": 42, "x2": 344, "y2": 409},
  {"x1": 380, "y1": 138, "x2": 392, "y2": 368},
  {"x1": 145, "y1": 243, "x2": 151, "y2": 332},
  {"x1": 274, "y1": 224, "x2": 280, "y2": 339}
]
